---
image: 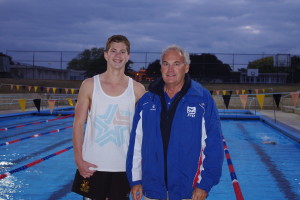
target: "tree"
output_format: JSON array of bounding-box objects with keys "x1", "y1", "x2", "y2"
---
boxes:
[
  {"x1": 67, "y1": 47, "x2": 132, "y2": 77},
  {"x1": 238, "y1": 68, "x2": 247, "y2": 72},
  {"x1": 247, "y1": 55, "x2": 300, "y2": 83},
  {"x1": 290, "y1": 56, "x2": 300, "y2": 83},
  {"x1": 189, "y1": 53, "x2": 232, "y2": 77},
  {"x1": 247, "y1": 56, "x2": 275, "y2": 73},
  {"x1": 145, "y1": 53, "x2": 233, "y2": 82},
  {"x1": 146, "y1": 59, "x2": 161, "y2": 77}
]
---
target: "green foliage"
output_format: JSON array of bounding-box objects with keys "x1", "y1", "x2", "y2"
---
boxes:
[
  {"x1": 188, "y1": 53, "x2": 232, "y2": 77},
  {"x1": 146, "y1": 59, "x2": 161, "y2": 77},
  {"x1": 291, "y1": 56, "x2": 300, "y2": 68},
  {"x1": 145, "y1": 53, "x2": 232, "y2": 79},
  {"x1": 247, "y1": 56, "x2": 275, "y2": 73},
  {"x1": 67, "y1": 47, "x2": 106, "y2": 77},
  {"x1": 291, "y1": 56, "x2": 300, "y2": 82},
  {"x1": 247, "y1": 55, "x2": 300, "y2": 83},
  {"x1": 67, "y1": 47, "x2": 132, "y2": 77}
]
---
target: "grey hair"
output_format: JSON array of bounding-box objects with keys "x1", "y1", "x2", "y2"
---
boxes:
[{"x1": 160, "y1": 45, "x2": 191, "y2": 65}]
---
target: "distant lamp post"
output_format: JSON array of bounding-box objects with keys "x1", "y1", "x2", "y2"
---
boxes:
[{"x1": 135, "y1": 72, "x2": 139, "y2": 81}]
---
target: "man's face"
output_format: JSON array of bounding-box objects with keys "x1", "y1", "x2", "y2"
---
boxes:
[
  {"x1": 160, "y1": 49, "x2": 189, "y2": 87},
  {"x1": 104, "y1": 42, "x2": 130, "y2": 69}
]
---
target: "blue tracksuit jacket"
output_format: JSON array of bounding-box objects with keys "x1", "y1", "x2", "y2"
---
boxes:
[{"x1": 126, "y1": 78, "x2": 224, "y2": 200}]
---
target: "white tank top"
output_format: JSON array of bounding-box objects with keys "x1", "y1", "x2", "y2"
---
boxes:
[{"x1": 82, "y1": 75, "x2": 135, "y2": 172}]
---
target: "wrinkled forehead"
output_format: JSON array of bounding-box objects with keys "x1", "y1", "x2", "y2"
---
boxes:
[{"x1": 162, "y1": 49, "x2": 185, "y2": 62}]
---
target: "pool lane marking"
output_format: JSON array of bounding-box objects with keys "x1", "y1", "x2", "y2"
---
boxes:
[
  {"x1": 236, "y1": 123, "x2": 300, "y2": 200},
  {"x1": 0, "y1": 125, "x2": 73, "y2": 146},
  {"x1": 1, "y1": 138, "x2": 72, "y2": 168},
  {"x1": 222, "y1": 136, "x2": 244, "y2": 200},
  {"x1": 0, "y1": 114, "x2": 74, "y2": 131},
  {"x1": 0, "y1": 146, "x2": 73, "y2": 180},
  {"x1": 0, "y1": 123, "x2": 68, "y2": 141}
]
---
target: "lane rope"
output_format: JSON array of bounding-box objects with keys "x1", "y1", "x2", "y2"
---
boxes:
[
  {"x1": 222, "y1": 135, "x2": 244, "y2": 200},
  {"x1": 0, "y1": 125, "x2": 73, "y2": 146},
  {"x1": 0, "y1": 114, "x2": 74, "y2": 132},
  {"x1": 0, "y1": 146, "x2": 73, "y2": 180}
]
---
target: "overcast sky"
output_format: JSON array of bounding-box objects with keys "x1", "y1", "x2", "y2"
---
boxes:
[{"x1": 1, "y1": 0, "x2": 300, "y2": 70}]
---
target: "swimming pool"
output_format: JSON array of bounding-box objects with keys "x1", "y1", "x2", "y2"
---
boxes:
[{"x1": 0, "y1": 112, "x2": 299, "y2": 200}]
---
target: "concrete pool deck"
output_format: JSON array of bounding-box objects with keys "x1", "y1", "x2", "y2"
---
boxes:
[{"x1": 258, "y1": 110, "x2": 300, "y2": 132}]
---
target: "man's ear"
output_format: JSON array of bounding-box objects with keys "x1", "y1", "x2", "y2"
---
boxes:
[
  {"x1": 185, "y1": 64, "x2": 190, "y2": 73},
  {"x1": 104, "y1": 51, "x2": 108, "y2": 61}
]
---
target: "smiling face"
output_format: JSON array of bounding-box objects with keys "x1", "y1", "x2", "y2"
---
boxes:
[
  {"x1": 160, "y1": 49, "x2": 189, "y2": 88},
  {"x1": 104, "y1": 42, "x2": 130, "y2": 70}
]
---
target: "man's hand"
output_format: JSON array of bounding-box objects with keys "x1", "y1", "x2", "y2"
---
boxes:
[
  {"x1": 131, "y1": 184, "x2": 143, "y2": 200},
  {"x1": 192, "y1": 187, "x2": 207, "y2": 200},
  {"x1": 77, "y1": 160, "x2": 97, "y2": 178}
]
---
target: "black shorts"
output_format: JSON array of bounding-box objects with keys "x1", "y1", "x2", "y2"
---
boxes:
[{"x1": 72, "y1": 170, "x2": 130, "y2": 200}]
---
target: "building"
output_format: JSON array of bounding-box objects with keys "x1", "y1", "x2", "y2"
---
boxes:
[
  {"x1": 240, "y1": 72, "x2": 289, "y2": 84},
  {"x1": 10, "y1": 64, "x2": 86, "y2": 80},
  {"x1": 0, "y1": 54, "x2": 10, "y2": 73},
  {"x1": 131, "y1": 68, "x2": 154, "y2": 82}
]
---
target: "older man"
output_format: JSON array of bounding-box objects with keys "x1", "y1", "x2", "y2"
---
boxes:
[{"x1": 126, "y1": 45, "x2": 224, "y2": 200}]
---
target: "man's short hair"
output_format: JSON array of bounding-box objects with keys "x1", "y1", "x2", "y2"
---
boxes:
[
  {"x1": 105, "y1": 35, "x2": 130, "y2": 54},
  {"x1": 160, "y1": 45, "x2": 190, "y2": 65}
]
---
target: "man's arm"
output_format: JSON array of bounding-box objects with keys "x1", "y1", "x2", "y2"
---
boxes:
[
  {"x1": 195, "y1": 92, "x2": 224, "y2": 194},
  {"x1": 192, "y1": 187, "x2": 207, "y2": 200},
  {"x1": 131, "y1": 184, "x2": 143, "y2": 200},
  {"x1": 72, "y1": 78, "x2": 97, "y2": 178}
]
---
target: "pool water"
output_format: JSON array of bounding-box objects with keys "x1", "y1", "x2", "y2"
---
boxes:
[
  {"x1": 210, "y1": 120, "x2": 300, "y2": 200},
  {"x1": 0, "y1": 115, "x2": 299, "y2": 200}
]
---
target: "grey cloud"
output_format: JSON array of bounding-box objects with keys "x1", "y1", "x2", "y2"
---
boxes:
[{"x1": 1, "y1": 0, "x2": 300, "y2": 69}]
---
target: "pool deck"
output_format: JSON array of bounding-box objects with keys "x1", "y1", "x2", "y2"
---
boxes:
[
  {"x1": 258, "y1": 110, "x2": 300, "y2": 131},
  {"x1": 0, "y1": 108, "x2": 38, "y2": 115}
]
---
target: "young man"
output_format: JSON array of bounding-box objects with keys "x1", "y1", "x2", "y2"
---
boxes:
[
  {"x1": 126, "y1": 45, "x2": 224, "y2": 200},
  {"x1": 72, "y1": 35, "x2": 145, "y2": 200}
]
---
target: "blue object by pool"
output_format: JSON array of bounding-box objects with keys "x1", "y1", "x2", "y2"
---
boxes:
[{"x1": 0, "y1": 111, "x2": 299, "y2": 200}]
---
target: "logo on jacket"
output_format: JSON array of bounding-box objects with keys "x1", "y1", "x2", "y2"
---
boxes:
[
  {"x1": 150, "y1": 104, "x2": 156, "y2": 111},
  {"x1": 187, "y1": 106, "x2": 196, "y2": 117}
]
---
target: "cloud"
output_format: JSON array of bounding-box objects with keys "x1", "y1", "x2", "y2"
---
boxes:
[{"x1": 1, "y1": 0, "x2": 300, "y2": 70}]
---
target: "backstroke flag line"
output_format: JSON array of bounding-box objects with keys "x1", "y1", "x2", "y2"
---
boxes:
[
  {"x1": 239, "y1": 95, "x2": 248, "y2": 109},
  {"x1": 48, "y1": 100, "x2": 56, "y2": 114},
  {"x1": 67, "y1": 98, "x2": 74, "y2": 107},
  {"x1": 18, "y1": 99, "x2": 26, "y2": 112},
  {"x1": 222, "y1": 95, "x2": 231, "y2": 109},
  {"x1": 273, "y1": 94, "x2": 282, "y2": 108},
  {"x1": 256, "y1": 94, "x2": 265, "y2": 109},
  {"x1": 33, "y1": 99, "x2": 41, "y2": 112}
]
